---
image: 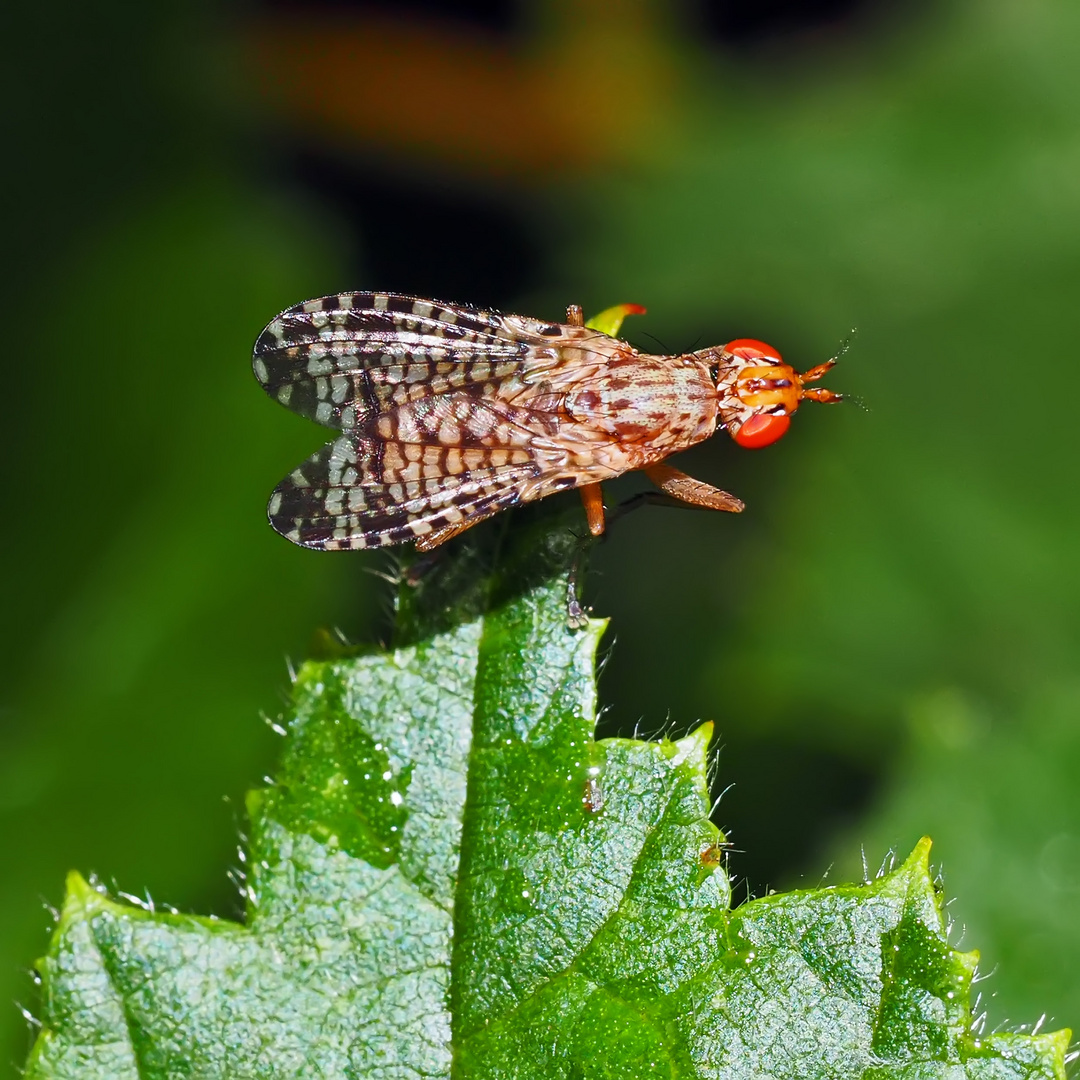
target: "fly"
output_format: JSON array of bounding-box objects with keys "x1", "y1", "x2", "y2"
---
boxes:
[{"x1": 253, "y1": 293, "x2": 841, "y2": 551}]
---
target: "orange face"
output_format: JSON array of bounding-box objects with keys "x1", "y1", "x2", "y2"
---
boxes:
[{"x1": 723, "y1": 339, "x2": 841, "y2": 448}]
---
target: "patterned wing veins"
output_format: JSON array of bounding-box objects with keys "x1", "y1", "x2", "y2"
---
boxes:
[
  {"x1": 255, "y1": 292, "x2": 617, "y2": 549},
  {"x1": 268, "y1": 434, "x2": 540, "y2": 550},
  {"x1": 252, "y1": 291, "x2": 567, "y2": 430}
]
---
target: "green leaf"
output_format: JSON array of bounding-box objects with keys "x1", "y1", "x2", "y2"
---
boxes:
[{"x1": 25, "y1": 525, "x2": 1069, "y2": 1079}]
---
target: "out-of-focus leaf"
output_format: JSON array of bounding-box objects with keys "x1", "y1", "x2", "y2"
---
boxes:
[
  {"x1": 0, "y1": 171, "x2": 361, "y2": 1069},
  {"x1": 26, "y1": 528, "x2": 1068, "y2": 1079}
]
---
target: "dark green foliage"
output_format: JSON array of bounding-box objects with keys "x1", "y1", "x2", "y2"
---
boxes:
[{"x1": 25, "y1": 531, "x2": 1068, "y2": 1079}]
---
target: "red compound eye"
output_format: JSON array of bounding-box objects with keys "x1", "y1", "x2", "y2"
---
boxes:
[
  {"x1": 734, "y1": 413, "x2": 790, "y2": 449},
  {"x1": 725, "y1": 338, "x2": 782, "y2": 361}
]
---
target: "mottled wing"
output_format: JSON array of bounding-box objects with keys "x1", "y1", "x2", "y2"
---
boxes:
[
  {"x1": 252, "y1": 291, "x2": 570, "y2": 429},
  {"x1": 268, "y1": 434, "x2": 543, "y2": 550},
  {"x1": 254, "y1": 292, "x2": 603, "y2": 550}
]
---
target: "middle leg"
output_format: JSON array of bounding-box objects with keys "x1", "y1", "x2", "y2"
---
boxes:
[{"x1": 578, "y1": 482, "x2": 606, "y2": 536}]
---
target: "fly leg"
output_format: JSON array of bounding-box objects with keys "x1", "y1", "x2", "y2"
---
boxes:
[
  {"x1": 579, "y1": 482, "x2": 606, "y2": 537},
  {"x1": 403, "y1": 512, "x2": 496, "y2": 585},
  {"x1": 569, "y1": 302, "x2": 647, "y2": 338},
  {"x1": 403, "y1": 547, "x2": 444, "y2": 587},
  {"x1": 413, "y1": 517, "x2": 485, "y2": 553},
  {"x1": 567, "y1": 470, "x2": 603, "y2": 628},
  {"x1": 565, "y1": 545, "x2": 591, "y2": 630},
  {"x1": 642, "y1": 464, "x2": 745, "y2": 512},
  {"x1": 607, "y1": 464, "x2": 745, "y2": 529}
]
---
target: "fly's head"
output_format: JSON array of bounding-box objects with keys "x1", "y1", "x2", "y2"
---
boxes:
[{"x1": 710, "y1": 339, "x2": 842, "y2": 448}]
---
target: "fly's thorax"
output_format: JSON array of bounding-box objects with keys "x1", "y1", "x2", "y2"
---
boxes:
[{"x1": 564, "y1": 355, "x2": 717, "y2": 451}]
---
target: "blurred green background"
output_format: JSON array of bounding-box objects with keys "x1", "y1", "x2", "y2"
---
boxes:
[{"x1": 3, "y1": 0, "x2": 1079, "y2": 1069}]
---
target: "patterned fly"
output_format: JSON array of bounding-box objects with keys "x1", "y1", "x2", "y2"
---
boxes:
[{"x1": 253, "y1": 293, "x2": 841, "y2": 552}]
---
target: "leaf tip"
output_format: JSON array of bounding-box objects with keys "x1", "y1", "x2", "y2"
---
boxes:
[
  {"x1": 51, "y1": 870, "x2": 110, "y2": 935},
  {"x1": 666, "y1": 723, "x2": 713, "y2": 781},
  {"x1": 906, "y1": 835, "x2": 934, "y2": 875},
  {"x1": 63, "y1": 870, "x2": 98, "y2": 907}
]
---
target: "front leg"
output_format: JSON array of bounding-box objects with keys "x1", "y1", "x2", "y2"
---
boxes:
[{"x1": 642, "y1": 463, "x2": 745, "y2": 513}]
